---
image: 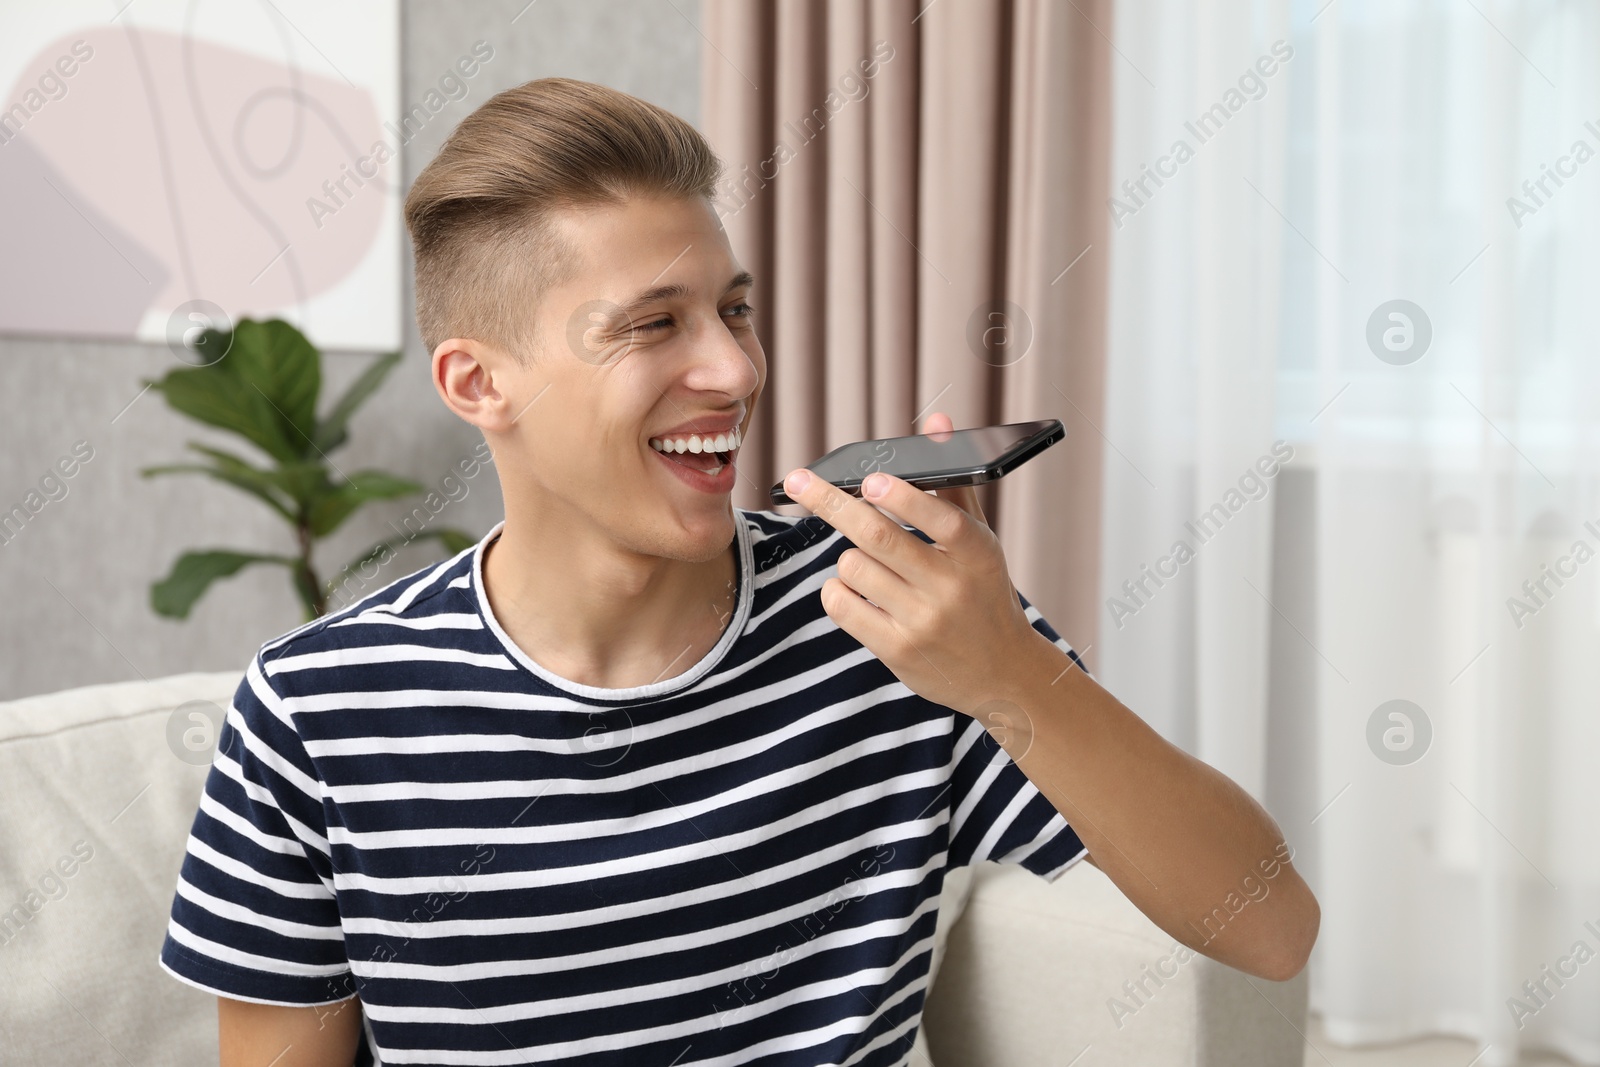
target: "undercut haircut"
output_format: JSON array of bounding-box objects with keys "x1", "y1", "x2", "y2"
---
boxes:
[{"x1": 404, "y1": 76, "x2": 724, "y2": 365}]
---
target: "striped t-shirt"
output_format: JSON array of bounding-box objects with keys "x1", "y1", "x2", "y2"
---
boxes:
[{"x1": 159, "y1": 507, "x2": 1089, "y2": 1066}]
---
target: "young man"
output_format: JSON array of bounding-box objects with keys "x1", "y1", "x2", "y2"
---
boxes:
[{"x1": 160, "y1": 77, "x2": 1317, "y2": 1066}]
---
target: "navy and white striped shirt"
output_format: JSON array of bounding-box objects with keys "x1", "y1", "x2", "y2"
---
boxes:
[{"x1": 160, "y1": 507, "x2": 1089, "y2": 1066}]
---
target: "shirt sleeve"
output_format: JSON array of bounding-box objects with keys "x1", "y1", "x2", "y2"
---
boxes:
[
  {"x1": 158, "y1": 651, "x2": 356, "y2": 1006},
  {"x1": 945, "y1": 587, "x2": 1091, "y2": 883}
]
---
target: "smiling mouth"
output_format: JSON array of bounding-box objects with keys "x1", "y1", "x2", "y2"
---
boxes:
[{"x1": 649, "y1": 429, "x2": 741, "y2": 474}]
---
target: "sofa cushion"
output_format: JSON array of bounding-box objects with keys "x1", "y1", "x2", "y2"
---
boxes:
[
  {"x1": 0, "y1": 671, "x2": 243, "y2": 1066},
  {"x1": 906, "y1": 861, "x2": 975, "y2": 1064}
]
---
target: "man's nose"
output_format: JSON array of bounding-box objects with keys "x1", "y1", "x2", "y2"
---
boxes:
[{"x1": 691, "y1": 317, "x2": 760, "y2": 396}]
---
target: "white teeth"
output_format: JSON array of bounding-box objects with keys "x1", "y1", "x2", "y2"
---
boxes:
[{"x1": 650, "y1": 427, "x2": 742, "y2": 455}]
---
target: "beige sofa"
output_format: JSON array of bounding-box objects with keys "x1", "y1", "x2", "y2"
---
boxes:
[{"x1": 0, "y1": 672, "x2": 1308, "y2": 1065}]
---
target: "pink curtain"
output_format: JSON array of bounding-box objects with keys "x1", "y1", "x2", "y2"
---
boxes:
[{"x1": 701, "y1": 0, "x2": 1112, "y2": 666}]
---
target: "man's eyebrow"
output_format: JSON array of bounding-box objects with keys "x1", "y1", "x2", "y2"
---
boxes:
[{"x1": 615, "y1": 271, "x2": 756, "y2": 319}]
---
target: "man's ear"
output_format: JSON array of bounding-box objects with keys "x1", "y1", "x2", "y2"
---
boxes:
[{"x1": 432, "y1": 337, "x2": 532, "y2": 434}]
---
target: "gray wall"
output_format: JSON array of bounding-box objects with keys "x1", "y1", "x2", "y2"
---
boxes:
[{"x1": 0, "y1": 0, "x2": 701, "y2": 701}]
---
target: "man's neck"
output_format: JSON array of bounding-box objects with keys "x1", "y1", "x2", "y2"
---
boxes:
[{"x1": 481, "y1": 507, "x2": 737, "y2": 690}]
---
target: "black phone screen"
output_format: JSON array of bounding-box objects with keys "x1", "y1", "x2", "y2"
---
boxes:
[{"x1": 769, "y1": 418, "x2": 1063, "y2": 505}]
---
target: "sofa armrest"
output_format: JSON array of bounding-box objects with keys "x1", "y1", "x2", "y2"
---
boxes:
[
  {"x1": 916, "y1": 859, "x2": 1307, "y2": 1066},
  {"x1": 0, "y1": 671, "x2": 245, "y2": 1066}
]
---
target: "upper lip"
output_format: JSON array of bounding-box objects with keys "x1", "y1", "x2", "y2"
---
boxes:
[{"x1": 650, "y1": 413, "x2": 745, "y2": 440}]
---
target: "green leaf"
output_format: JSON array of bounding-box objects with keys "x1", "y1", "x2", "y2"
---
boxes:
[
  {"x1": 273, "y1": 461, "x2": 336, "y2": 512},
  {"x1": 306, "y1": 471, "x2": 423, "y2": 539},
  {"x1": 187, "y1": 445, "x2": 329, "y2": 513},
  {"x1": 230, "y1": 318, "x2": 321, "y2": 454},
  {"x1": 151, "y1": 550, "x2": 294, "y2": 619},
  {"x1": 141, "y1": 444, "x2": 296, "y2": 521},
  {"x1": 139, "y1": 462, "x2": 295, "y2": 522},
  {"x1": 145, "y1": 367, "x2": 297, "y2": 464},
  {"x1": 146, "y1": 318, "x2": 321, "y2": 464},
  {"x1": 139, "y1": 445, "x2": 334, "y2": 519},
  {"x1": 313, "y1": 350, "x2": 401, "y2": 454}
]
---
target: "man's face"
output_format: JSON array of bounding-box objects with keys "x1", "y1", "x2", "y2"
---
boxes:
[{"x1": 504, "y1": 193, "x2": 766, "y2": 563}]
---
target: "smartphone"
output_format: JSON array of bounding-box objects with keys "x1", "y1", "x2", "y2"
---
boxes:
[{"x1": 768, "y1": 418, "x2": 1064, "y2": 506}]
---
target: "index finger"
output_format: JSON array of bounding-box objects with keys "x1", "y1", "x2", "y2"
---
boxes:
[
  {"x1": 782, "y1": 468, "x2": 935, "y2": 573},
  {"x1": 847, "y1": 470, "x2": 980, "y2": 560}
]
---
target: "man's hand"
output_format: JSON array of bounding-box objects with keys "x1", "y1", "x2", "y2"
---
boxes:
[
  {"x1": 781, "y1": 411, "x2": 1036, "y2": 719},
  {"x1": 219, "y1": 994, "x2": 361, "y2": 1067}
]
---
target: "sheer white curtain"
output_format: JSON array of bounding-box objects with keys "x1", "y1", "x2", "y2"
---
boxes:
[{"x1": 1105, "y1": 1, "x2": 1600, "y2": 1064}]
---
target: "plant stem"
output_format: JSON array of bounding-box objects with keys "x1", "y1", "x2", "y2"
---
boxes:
[{"x1": 295, "y1": 519, "x2": 327, "y2": 620}]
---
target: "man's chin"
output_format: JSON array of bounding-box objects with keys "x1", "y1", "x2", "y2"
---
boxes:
[{"x1": 657, "y1": 513, "x2": 738, "y2": 564}]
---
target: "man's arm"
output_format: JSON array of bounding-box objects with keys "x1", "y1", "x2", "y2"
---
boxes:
[
  {"x1": 997, "y1": 631, "x2": 1320, "y2": 982},
  {"x1": 218, "y1": 995, "x2": 362, "y2": 1067},
  {"x1": 776, "y1": 428, "x2": 1320, "y2": 984}
]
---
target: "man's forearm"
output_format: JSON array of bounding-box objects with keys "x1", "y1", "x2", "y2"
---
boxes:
[{"x1": 991, "y1": 628, "x2": 1320, "y2": 982}]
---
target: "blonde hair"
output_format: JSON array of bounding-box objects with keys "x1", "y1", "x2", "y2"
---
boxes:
[{"x1": 404, "y1": 76, "x2": 724, "y2": 364}]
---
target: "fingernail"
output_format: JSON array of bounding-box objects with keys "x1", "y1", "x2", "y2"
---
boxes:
[
  {"x1": 864, "y1": 473, "x2": 888, "y2": 498},
  {"x1": 786, "y1": 469, "x2": 811, "y2": 494}
]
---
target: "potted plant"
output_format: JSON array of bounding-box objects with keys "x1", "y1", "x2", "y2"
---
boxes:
[{"x1": 141, "y1": 317, "x2": 475, "y2": 622}]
